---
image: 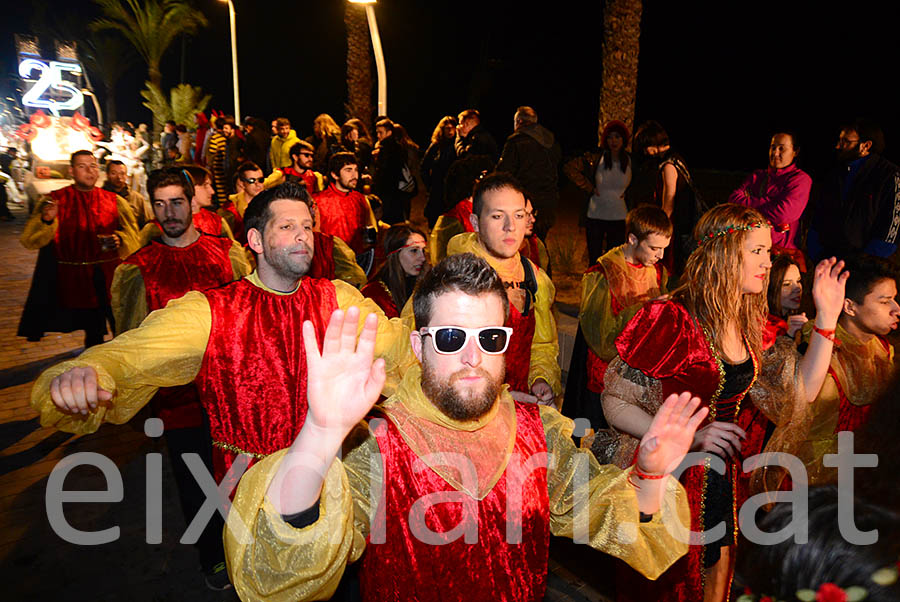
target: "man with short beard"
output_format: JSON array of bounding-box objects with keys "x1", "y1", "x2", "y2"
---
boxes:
[
  {"x1": 443, "y1": 172, "x2": 560, "y2": 406},
  {"x1": 108, "y1": 168, "x2": 251, "y2": 590},
  {"x1": 20, "y1": 150, "x2": 140, "y2": 346},
  {"x1": 225, "y1": 252, "x2": 705, "y2": 601},
  {"x1": 103, "y1": 159, "x2": 153, "y2": 228},
  {"x1": 808, "y1": 118, "x2": 900, "y2": 261},
  {"x1": 313, "y1": 151, "x2": 377, "y2": 254},
  {"x1": 32, "y1": 182, "x2": 415, "y2": 492}
]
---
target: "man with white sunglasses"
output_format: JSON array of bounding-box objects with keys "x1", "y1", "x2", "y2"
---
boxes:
[{"x1": 226, "y1": 252, "x2": 706, "y2": 601}]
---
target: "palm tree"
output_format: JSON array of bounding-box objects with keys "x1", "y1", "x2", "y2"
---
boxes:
[
  {"x1": 344, "y1": 2, "x2": 374, "y2": 133},
  {"x1": 79, "y1": 33, "x2": 136, "y2": 124},
  {"x1": 90, "y1": 0, "x2": 207, "y2": 91},
  {"x1": 598, "y1": 0, "x2": 642, "y2": 140}
]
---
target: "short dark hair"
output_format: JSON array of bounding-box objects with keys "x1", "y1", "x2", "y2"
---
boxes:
[
  {"x1": 237, "y1": 161, "x2": 262, "y2": 179},
  {"x1": 458, "y1": 109, "x2": 481, "y2": 124},
  {"x1": 471, "y1": 171, "x2": 526, "y2": 217},
  {"x1": 70, "y1": 149, "x2": 94, "y2": 165},
  {"x1": 626, "y1": 205, "x2": 673, "y2": 241},
  {"x1": 175, "y1": 124, "x2": 187, "y2": 133},
  {"x1": 844, "y1": 118, "x2": 886, "y2": 155},
  {"x1": 328, "y1": 152, "x2": 358, "y2": 180},
  {"x1": 244, "y1": 182, "x2": 314, "y2": 246},
  {"x1": 634, "y1": 120, "x2": 670, "y2": 154},
  {"x1": 375, "y1": 118, "x2": 395, "y2": 134},
  {"x1": 165, "y1": 120, "x2": 176, "y2": 127},
  {"x1": 289, "y1": 140, "x2": 314, "y2": 159},
  {"x1": 106, "y1": 159, "x2": 126, "y2": 173},
  {"x1": 147, "y1": 167, "x2": 193, "y2": 200},
  {"x1": 413, "y1": 253, "x2": 509, "y2": 328},
  {"x1": 843, "y1": 256, "x2": 898, "y2": 305},
  {"x1": 276, "y1": 117, "x2": 290, "y2": 128}
]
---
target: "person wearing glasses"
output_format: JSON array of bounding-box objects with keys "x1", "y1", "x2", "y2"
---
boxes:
[
  {"x1": 807, "y1": 119, "x2": 900, "y2": 262},
  {"x1": 32, "y1": 182, "x2": 416, "y2": 504},
  {"x1": 108, "y1": 168, "x2": 251, "y2": 590},
  {"x1": 224, "y1": 252, "x2": 704, "y2": 600},
  {"x1": 444, "y1": 172, "x2": 560, "y2": 407},
  {"x1": 20, "y1": 150, "x2": 140, "y2": 347},
  {"x1": 274, "y1": 140, "x2": 325, "y2": 195}
]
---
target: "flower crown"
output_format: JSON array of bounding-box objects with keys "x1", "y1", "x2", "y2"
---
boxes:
[
  {"x1": 697, "y1": 221, "x2": 766, "y2": 245},
  {"x1": 738, "y1": 559, "x2": 899, "y2": 602}
]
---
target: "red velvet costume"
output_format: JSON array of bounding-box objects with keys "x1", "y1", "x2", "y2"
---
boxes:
[
  {"x1": 359, "y1": 402, "x2": 549, "y2": 601},
  {"x1": 307, "y1": 231, "x2": 336, "y2": 280},
  {"x1": 280, "y1": 166, "x2": 319, "y2": 195},
  {"x1": 505, "y1": 304, "x2": 536, "y2": 392},
  {"x1": 313, "y1": 184, "x2": 371, "y2": 253},
  {"x1": 614, "y1": 301, "x2": 764, "y2": 602},
  {"x1": 218, "y1": 200, "x2": 244, "y2": 243},
  {"x1": 197, "y1": 277, "x2": 337, "y2": 486},
  {"x1": 762, "y1": 313, "x2": 789, "y2": 350},
  {"x1": 123, "y1": 235, "x2": 236, "y2": 429},
  {"x1": 446, "y1": 199, "x2": 475, "y2": 232},
  {"x1": 193, "y1": 209, "x2": 224, "y2": 236},
  {"x1": 361, "y1": 280, "x2": 399, "y2": 318},
  {"x1": 51, "y1": 186, "x2": 122, "y2": 309}
]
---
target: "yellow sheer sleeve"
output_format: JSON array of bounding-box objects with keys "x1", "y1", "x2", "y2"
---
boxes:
[
  {"x1": 114, "y1": 194, "x2": 141, "y2": 257},
  {"x1": 540, "y1": 406, "x2": 689, "y2": 580},
  {"x1": 332, "y1": 236, "x2": 367, "y2": 288},
  {"x1": 529, "y1": 267, "x2": 562, "y2": 395},
  {"x1": 536, "y1": 237, "x2": 550, "y2": 273},
  {"x1": 20, "y1": 198, "x2": 56, "y2": 249},
  {"x1": 219, "y1": 216, "x2": 237, "y2": 242},
  {"x1": 226, "y1": 430, "x2": 380, "y2": 602},
  {"x1": 228, "y1": 240, "x2": 252, "y2": 278},
  {"x1": 429, "y1": 216, "x2": 466, "y2": 265},
  {"x1": 333, "y1": 280, "x2": 415, "y2": 397},
  {"x1": 579, "y1": 269, "x2": 642, "y2": 361},
  {"x1": 110, "y1": 263, "x2": 149, "y2": 335},
  {"x1": 30, "y1": 291, "x2": 212, "y2": 434}
]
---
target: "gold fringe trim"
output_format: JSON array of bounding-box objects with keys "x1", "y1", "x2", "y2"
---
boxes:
[{"x1": 212, "y1": 440, "x2": 269, "y2": 459}]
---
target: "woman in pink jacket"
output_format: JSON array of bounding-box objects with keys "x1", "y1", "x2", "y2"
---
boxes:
[{"x1": 728, "y1": 132, "x2": 812, "y2": 269}]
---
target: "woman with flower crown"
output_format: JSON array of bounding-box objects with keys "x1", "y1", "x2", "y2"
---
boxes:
[{"x1": 592, "y1": 203, "x2": 849, "y2": 602}]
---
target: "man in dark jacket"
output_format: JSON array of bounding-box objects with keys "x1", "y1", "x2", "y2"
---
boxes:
[
  {"x1": 373, "y1": 118, "x2": 411, "y2": 224},
  {"x1": 455, "y1": 109, "x2": 498, "y2": 162},
  {"x1": 808, "y1": 119, "x2": 900, "y2": 261},
  {"x1": 496, "y1": 106, "x2": 561, "y2": 240}
]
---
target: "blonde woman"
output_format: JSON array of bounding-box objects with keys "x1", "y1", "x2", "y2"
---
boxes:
[
  {"x1": 594, "y1": 204, "x2": 848, "y2": 602},
  {"x1": 307, "y1": 113, "x2": 342, "y2": 172}
]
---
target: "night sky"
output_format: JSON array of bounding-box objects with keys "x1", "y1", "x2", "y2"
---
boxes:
[{"x1": 2, "y1": 1, "x2": 899, "y2": 179}]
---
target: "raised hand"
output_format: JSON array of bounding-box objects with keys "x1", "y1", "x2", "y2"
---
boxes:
[
  {"x1": 636, "y1": 392, "x2": 708, "y2": 475},
  {"x1": 50, "y1": 366, "x2": 113, "y2": 415},
  {"x1": 811, "y1": 257, "x2": 849, "y2": 327},
  {"x1": 302, "y1": 307, "x2": 386, "y2": 440}
]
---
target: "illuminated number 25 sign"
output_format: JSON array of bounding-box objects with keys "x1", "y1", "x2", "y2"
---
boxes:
[{"x1": 19, "y1": 58, "x2": 85, "y2": 116}]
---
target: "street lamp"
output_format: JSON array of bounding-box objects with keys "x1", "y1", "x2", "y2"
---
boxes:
[
  {"x1": 349, "y1": 0, "x2": 386, "y2": 117},
  {"x1": 218, "y1": 0, "x2": 241, "y2": 125}
]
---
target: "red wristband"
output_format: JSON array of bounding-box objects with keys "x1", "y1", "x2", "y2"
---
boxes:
[
  {"x1": 632, "y1": 465, "x2": 666, "y2": 480},
  {"x1": 813, "y1": 326, "x2": 836, "y2": 342}
]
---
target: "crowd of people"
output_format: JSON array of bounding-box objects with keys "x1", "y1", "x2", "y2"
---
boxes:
[{"x1": 11, "y1": 105, "x2": 900, "y2": 602}]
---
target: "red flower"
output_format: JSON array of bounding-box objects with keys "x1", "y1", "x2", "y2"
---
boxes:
[
  {"x1": 760, "y1": 597, "x2": 774, "y2": 602},
  {"x1": 815, "y1": 583, "x2": 847, "y2": 602},
  {"x1": 727, "y1": 226, "x2": 735, "y2": 233}
]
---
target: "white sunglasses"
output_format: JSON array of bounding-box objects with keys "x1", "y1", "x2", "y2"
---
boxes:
[{"x1": 419, "y1": 326, "x2": 513, "y2": 355}]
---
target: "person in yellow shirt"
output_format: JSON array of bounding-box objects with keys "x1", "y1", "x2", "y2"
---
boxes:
[
  {"x1": 441, "y1": 172, "x2": 561, "y2": 406},
  {"x1": 224, "y1": 252, "x2": 705, "y2": 601},
  {"x1": 19, "y1": 150, "x2": 140, "y2": 347},
  {"x1": 31, "y1": 182, "x2": 415, "y2": 493}
]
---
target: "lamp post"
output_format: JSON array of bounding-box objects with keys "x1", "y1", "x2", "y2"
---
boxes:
[
  {"x1": 219, "y1": 0, "x2": 241, "y2": 125},
  {"x1": 349, "y1": 0, "x2": 386, "y2": 117}
]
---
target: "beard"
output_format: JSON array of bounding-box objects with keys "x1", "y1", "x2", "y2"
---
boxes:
[
  {"x1": 837, "y1": 146, "x2": 862, "y2": 164},
  {"x1": 421, "y1": 360, "x2": 505, "y2": 422},
  {"x1": 160, "y1": 216, "x2": 191, "y2": 238},
  {"x1": 263, "y1": 239, "x2": 312, "y2": 280}
]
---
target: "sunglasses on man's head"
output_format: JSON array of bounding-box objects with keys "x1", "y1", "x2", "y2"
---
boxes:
[{"x1": 419, "y1": 326, "x2": 512, "y2": 355}]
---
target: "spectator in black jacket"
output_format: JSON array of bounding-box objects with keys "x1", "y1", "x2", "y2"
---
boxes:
[
  {"x1": 373, "y1": 118, "x2": 411, "y2": 225},
  {"x1": 808, "y1": 119, "x2": 900, "y2": 261},
  {"x1": 454, "y1": 109, "x2": 498, "y2": 162},
  {"x1": 421, "y1": 115, "x2": 458, "y2": 227},
  {"x1": 496, "y1": 106, "x2": 561, "y2": 240},
  {"x1": 221, "y1": 117, "x2": 244, "y2": 194},
  {"x1": 242, "y1": 117, "x2": 270, "y2": 173}
]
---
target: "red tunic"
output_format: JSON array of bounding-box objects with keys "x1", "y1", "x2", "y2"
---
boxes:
[
  {"x1": 123, "y1": 235, "x2": 236, "y2": 429},
  {"x1": 51, "y1": 186, "x2": 122, "y2": 309},
  {"x1": 505, "y1": 303, "x2": 536, "y2": 393},
  {"x1": 307, "y1": 231, "x2": 336, "y2": 280},
  {"x1": 615, "y1": 301, "x2": 764, "y2": 602},
  {"x1": 193, "y1": 209, "x2": 224, "y2": 236},
  {"x1": 445, "y1": 199, "x2": 475, "y2": 232},
  {"x1": 217, "y1": 200, "x2": 244, "y2": 243},
  {"x1": 361, "y1": 280, "x2": 399, "y2": 319},
  {"x1": 196, "y1": 277, "x2": 338, "y2": 486},
  {"x1": 763, "y1": 313, "x2": 789, "y2": 350},
  {"x1": 313, "y1": 184, "x2": 370, "y2": 253},
  {"x1": 280, "y1": 166, "x2": 319, "y2": 195},
  {"x1": 360, "y1": 402, "x2": 549, "y2": 601}
]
